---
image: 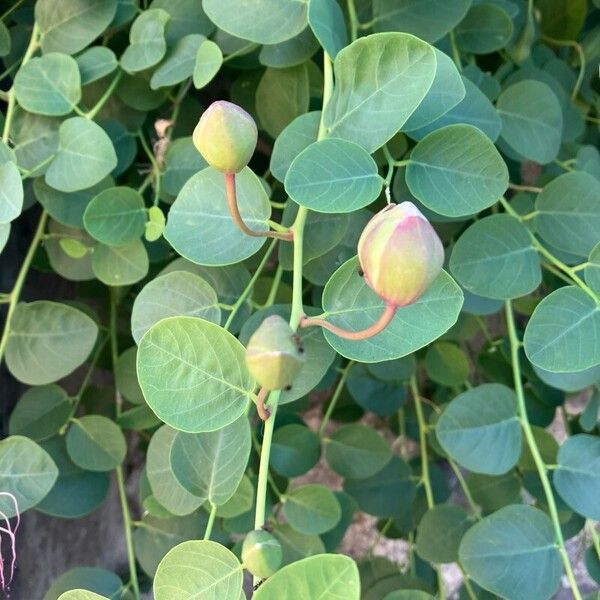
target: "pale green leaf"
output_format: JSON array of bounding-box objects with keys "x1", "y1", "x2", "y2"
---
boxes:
[
  {"x1": 0, "y1": 161, "x2": 23, "y2": 223},
  {"x1": 151, "y1": 34, "x2": 203, "y2": 89},
  {"x1": 92, "y1": 240, "x2": 149, "y2": 286},
  {"x1": 455, "y1": 4, "x2": 514, "y2": 54},
  {"x1": 308, "y1": 0, "x2": 348, "y2": 59},
  {"x1": 193, "y1": 39, "x2": 222, "y2": 89},
  {"x1": 120, "y1": 9, "x2": 170, "y2": 73},
  {"x1": 76, "y1": 47, "x2": 118, "y2": 85}
]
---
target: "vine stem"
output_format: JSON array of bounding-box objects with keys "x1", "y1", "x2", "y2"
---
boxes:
[
  {"x1": 204, "y1": 504, "x2": 217, "y2": 540},
  {"x1": 224, "y1": 173, "x2": 292, "y2": 241},
  {"x1": 115, "y1": 467, "x2": 140, "y2": 600},
  {"x1": 109, "y1": 288, "x2": 122, "y2": 416},
  {"x1": 410, "y1": 376, "x2": 445, "y2": 600},
  {"x1": 85, "y1": 71, "x2": 123, "y2": 120},
  {"x1": 2, "y1": 22, "x2": 39, "y2": 143},
  {"x1": 0, "y1": 210, "x2": 47, "y2": 366},
  {"x1": 541, "y1": 35, "x2": 586, "y2": 100},
  {"x1": 319, "y1": 361, "x2": 354, "y2": 436},
  {"x1": 223, "y1": 237, "x2": 278, "y2": 330},
  {"x1": 346, "y1": 0, "x2": 359, "y2": 42},
  {"x1": 300, "y1": 302, "x2": 396, "y2": 340},
  {"x1": 504, "y1": 300, "x2": 582, "y2": 600},
  {"x1": 138, "y1": 129, "x2": 161, "y2": 206},
  {"x1": 447, "y1": 459, "x2": 481, "y2": 519}
]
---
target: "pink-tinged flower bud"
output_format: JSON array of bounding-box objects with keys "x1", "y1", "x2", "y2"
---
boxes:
[
  {"x1": 357, "y1": 202, "x2": 444, "y2": 307},
  {"x1": 245, "y1": 315, "x2": 305, "y2": 391},
  {"x1": 192, "y1": 100, "x2": 257, "y2": 173}
]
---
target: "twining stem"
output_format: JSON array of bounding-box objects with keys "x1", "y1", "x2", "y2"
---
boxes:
[
  {"x1": 115, "y1": 467, "x2": 140, "y2": 600},
  {"x1": 0, "y1": 210, "x2": 47, "y2": 366},
  {"x1": 204, "y1": 504, "x2": 217, "y2": 540},
  {"x1": 85, "y1": 71, "x2": 123, "y2": 120},
  {"x1": 319, "y1": 361, "x2": 354, "y2": 436},
  {"x1": 254, "y1": 388, "x2": 271, "y2": 421},
  {"x1": 447, "y1": 459, "x2": 481, "y2": 519},
  {"x1": 264, "y1": 264, "x2": 283, "y2": 307},
  {"x1": 410, "y1": 376, "x2": 445, "y2": 600},
  {"x1": 541, "y1": 35, "x2": 586, "y2": 101},
  {"x1": 223, "y1": 237, "x2": 278, "y2": 330},
  {"x1": 224, "y1": 173, "x2": 292, "y2": 241},
  {"x1": 300, "y1": 302, "x2": 396, "y2": 340},
  {"x1": 504, "y1": 301, "x2": 582, "y2": 600},
  {"x1": 346, "y1": 0, "x2": 359, "y2": 42},
  {"x1": 138, "y1": 129, "x2": 161, "y2": 206}
]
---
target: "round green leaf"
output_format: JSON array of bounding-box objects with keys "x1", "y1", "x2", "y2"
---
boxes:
[
  {"x1": 151, "y1": 34, "x2": 203, "y2": 89},
  {"x1": 115, "y1": 347, "x2": 144, "y2": 404},
  {"x1": 137, "y1": 316, "x2": 254, "y2": 432},
  {"x1": 44, "y1": 567, "x2": 122, "y2": 600},
  {"x1": 0, "y1": 161, "x2": 23, "y2": 224},
  {"x1": 450, "y1": 214, "x2": 541, "y2": 299},
  {"x1": 171, "y1": 416, "x2": 251, "y2": 505},
  {"x1": 459, "y1": 505, "x2": 562, "y2": 600},
  {"x1": 153, "y1": 540, "x2": 243, "y2": 600},
  {"x1": 76, "y1": 47, "x2": 118, "y2": 85},
  {"x1": 215, "y1": 475, "x2": 254, "y2": 518},
  {"x1": 535, "y1": 172, "x2": 600, "y2": 257},
  {"x1": 406, "y1": 124, "x2": 508, "y2": 217},
  {"x1": 45, "y1": 221, "x2": 96, "y2": 282},
  {"x1": 36, "y1": 0, "x2": 117, "y2": 55},
  {"x1": 343, "y1": 456, "x2": 416, "y2": 519},
  {"x1": 12, "y1": 109, "x2": 60, "y2": 176},
  {"x1": 270, "y1": 424, "x2": 321, "y2": 478},
  {"x1": 270, "y1": 111, "x2": 320, "y2": 183},
  {"x1": 285, "y1": 139, "x2": 383, "y2": 213},
  {"x1": 256, "y1": 65, "x2": 310, "y2": 139},
  {"x1": 325, "y1": 424, "x2": 391, "y2": 479},
  {"x1": 416, "y1": 505, "x2": 471, "y2": 564},
  {"x1": 66, "y1": 415, "x2": 127, "y2": 471},
  {"x1": 436, "y1": 383, "x2": 522, "y2": 475},
  {"x1": 146, "y1": 426, "x2": 203, "y2": 516},
  {"x1": 203, "y1": 0, "x2": 307, "y2": 44},
  {"x1": 372, "y1": 0, "x2": 471, "y2": 43},
  {"x1": 254, "y1": 554, "x2": 360, "y2": 600},
  {"x1": 165, "y1": 167, "x2": 270, "y2": 266},
  {"x1": 272, "y1": 523, "x2": 325, "y2": 566},
  {"x1": 496, "y1": 81, "x2": 563, "y2": 164},
  {"x1": 14, "y1": 53, "x2": 81, "y2": 116},
  {"x1": 283, "y1": 484, "x2": 341, "y2": 534},
  {"x1": 83, "y1": 186, "x2": 146, "y2": 246},
  {"x1": 193, "y1": 39, "x2": 222, "y2": 89},
  {"x1": 46, "y1": 117, "x2": 117, "y2": 193},
  {"x1": 424, "y1": 342, "x2": 470, "y2": 386},
  {"x1": 524, "y1": 286, "x2": 600, "y2": 373},
  {"x1": 347, "y1": 363, "x2": 406, "y2": 416},
  {"x1": 324, "y1": 33, "x2": 436, "y2": 152},
  {"x1": 37, "y1": 436, "x2": 110, "y2": 518},
  {"x1": 402, "y1": 48, "x2": 465, "y2": 132},
  {"x1": 150, "y1": 0, "x2": 214, "y2": 43},
  {"x1": 308, "y1": 0, "x2": 348, "y2": 59},
  {"x1": 57, "y1": 592, "x2": 110, "y2": 600},
  {"x1": 9, "y1": 384, "x2": 72, "y2": 441},
  {"x1": 131, "y1": 271, "x2": 221, "y2": 343},
  {"x1": 92, "y1": 240, "x2": 149, "y2": 286},
  {"x1": 259, "y1": 27, "x2": 319, "y2": 68},
  {"x1": 320, "y1": 257, "x2": 463, "y2": 362},
  {"x1": 120, "y1": 9, "x2": 170, "y2": 73},
  {"x1": 455, "y1": 4, "x2": 513, "y2": 54},
  {"x1": 162, "y1": 137, "x2": 207, "y2": 196},
  {"x1": 467, "y1": 471, "x2": 521, "y2": 513},
  {"x1": 554, "y1": 434, "x2": 600, "y2": 520},
  {"x1": 0, "y1": 435, "x2": 58, "y2": 517},
  {"x1": 5, "y1": 300, "x2": 98, "y2": 385}
]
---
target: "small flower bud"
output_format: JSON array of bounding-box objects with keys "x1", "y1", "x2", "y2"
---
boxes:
[
  {"x1": 192, "y1": 100, "x2": 257, "y2": 173},
  {"x1": 245, "y1": 315, "x2": 305, "y2": 391},
  {"x1": 242, "y1": 530, "x2": 282, "y2": 578},
  {"x1": 357, "y1": 202, "x2": 444, "y2": 307}
]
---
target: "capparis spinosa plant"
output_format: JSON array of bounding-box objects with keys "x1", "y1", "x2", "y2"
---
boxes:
[{"x1": 0, "y1": 1, "x2": 599, "y2": 599}]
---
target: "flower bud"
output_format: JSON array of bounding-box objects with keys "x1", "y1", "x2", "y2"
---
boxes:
[
  {"x1": 357, "y1": 202, "x2": 444, "y2": 307},
  {"x1": 192, "y1": 100, "x2": 257, "y2": 173},
  {"x1": 245, "y1": 315, "x2": 305, "y2": 391},
  {"x1": 242, "y1": 530, "x2": 282, "y2": 578}
]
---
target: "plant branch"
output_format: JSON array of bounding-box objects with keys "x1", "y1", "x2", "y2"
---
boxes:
[
  {"x1": 86, "y1": 71, "x2": 123, "y2": 120},
  {"x1": 320, "y1": 361, "x2": 354, "y2": 436},
  {"x1": 504, "y1": 300, "x2": 582, "y2": 600},
  {"x1": 541, "y1": 35, "x2": 586, "y2": 100},
  {"x1": 138, "y1": 129, "x2": 161, "y2": 206},
  {"x1": 204, "y1": 504, "x2": 217, "y2": 540},
  {"x1": 300, "y1": 302, "x2": 396, "y2": 340},
  {"x1": 346, "y1": 0, "x2": 359, "y2": 42},
  {"x1": 224, "y1": 173, "x2": 292, "y2": 241}
]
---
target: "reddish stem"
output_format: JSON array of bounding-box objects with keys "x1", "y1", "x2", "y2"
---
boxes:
[
  {"x1": 300, "y1": 302, "x2": 397, "y2": 340},
  {"x1": 224, "y1": 173, "x2": 292, "y2": 241},
  {"x1": 255, "y1": 387, "x2": 271, "y2": 421}
]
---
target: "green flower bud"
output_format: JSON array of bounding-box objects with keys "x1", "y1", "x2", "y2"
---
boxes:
[
  {"x1": 242, "y1": 530, "x2": 282, "y2": 578},
  {"x1": 357, "y1": 202, "x2": 444, "y2": 307},
  {"x1": 192, "y1": 100, "x2": 257, "y2": 173},
  {"x1": 245, "y1": 315, "x2": 305, "y2": 390}
]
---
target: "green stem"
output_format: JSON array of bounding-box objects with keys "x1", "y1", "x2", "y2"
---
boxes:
[
  {"x1": 109, "y1": 288, "x2": 122, "y2": 417},
  {"x1": 254, "y1": 392, "x2": 279, "y2": 530},
  {"x1": 447, "y1": 459, "x2": 480, "y2": 519},
  {"x1": 319, "y1": 361, "x2": 354, "y2": 436},
  {"x1": 116, "y1": 467, "x2": 140, "y2": 600},
  {"x1": 410, "y1": 376, "x2": 445, "y2": 600},
  {"x1": 346, "y1": 0, "x2": 359, "y2": 42},
  {"x1": 224, "y1": 237, "x2": 278, "y2": 330},
  {"x1": 504, "y1": 301, "x2": 582, "y2": 600},
  {"x1": 541, "y1": 35, "x2": 585, "y2": 100},
  {"x1": 204, "y1": 504, "x2": 217, "y2": 540},
  {"x1": 265, "y1": 264, "x2": 283, "y2": 307},
  {"x1": 0, "y1": 0, "x2": 26, "y2": 20},
  {"x1": 138, "y1": 129, "x2": 161, "y2": 206},
  {"x1": 0, "y1": 210, "x2": 47, "y2": 366},
  {"x1": 2, "y1": 22, "x2": 39, "y2": 143},
  {"x1": 460, "y1": 565, "x2": 478, "y2": 600},
  {"x1": 86, "y1": 71, "x2": 123, "y2": 120},
  {"x1": 449, "y1": 30, "x2": 462, "y2": 70},
  {"x1": 588, "y1": 521, "x2": 600, "y2": 560}
]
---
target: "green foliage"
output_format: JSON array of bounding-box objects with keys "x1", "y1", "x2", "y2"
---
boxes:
[{"x1": 1, "y1": 3, "x2": 599, "y2": 600}]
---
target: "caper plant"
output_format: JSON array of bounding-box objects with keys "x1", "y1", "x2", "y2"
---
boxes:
[{"x1": 0, "y1": 1, "x2": 599, "y2": 600}]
